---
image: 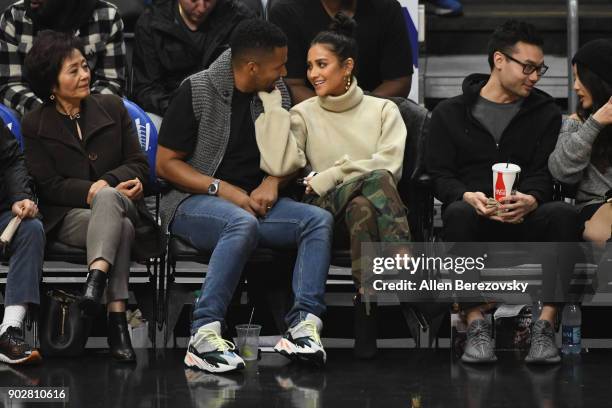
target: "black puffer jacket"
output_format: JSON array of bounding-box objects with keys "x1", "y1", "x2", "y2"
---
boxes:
[
  {"x1": 0, "y1": 121, "x2": 34, "y2": 213},
  {"x1": 132, "y1": 0, "x2": 253, "y2": 116},
  {"x1": 427, "y1": 73, "x2": 562, "y2": 208}
]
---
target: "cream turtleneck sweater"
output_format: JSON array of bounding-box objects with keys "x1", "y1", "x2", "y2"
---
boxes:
[{"x1": 255, "y1": 80, "x2": 407, "y2": 196}]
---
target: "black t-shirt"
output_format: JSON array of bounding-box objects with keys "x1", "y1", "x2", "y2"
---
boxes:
[
  {"x1": 215, "y1": 88, "x2": 264, "y2": 193},
  {"x1": 158, "y1": 80, "x2": 265, "y2": 194},
  {"x1": 175, "y1": 3, "x2": 208, "y2": 53},
  {"x1": 269, "y1": 0, "x2": 414, "y2": 92}
]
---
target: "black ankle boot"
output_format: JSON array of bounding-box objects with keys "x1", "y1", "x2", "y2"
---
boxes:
[
  {"x1": 108, "y1": 312, "x2": 136, "y2": 363},
  {"x1": 79, "y1": 269, "x2": 108, "y2": 316},
  {"x1": 353, "y1": 293, "x2": 378, "y2": 359}
]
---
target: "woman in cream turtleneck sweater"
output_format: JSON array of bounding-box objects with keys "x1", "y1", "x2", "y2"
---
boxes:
[{"x1": 256, "y1": 14, "x2": 410, "y2": 359}]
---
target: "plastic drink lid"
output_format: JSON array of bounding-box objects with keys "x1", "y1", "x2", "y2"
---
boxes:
[{"x1": 492, "y1": 163, "x2": 521, "y2": 173}]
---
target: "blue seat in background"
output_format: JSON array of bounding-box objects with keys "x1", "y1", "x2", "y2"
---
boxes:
[
  {"x1": 123, "y1": 98, "x2": 159, "y2": 189},
  {"x1": 0, "y1": 104, "x2": 22, "y2": 150}
]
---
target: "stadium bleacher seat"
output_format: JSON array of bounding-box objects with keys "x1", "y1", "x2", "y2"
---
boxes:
[{"x1": 0, "y1": 104, "x2": 22, "y2": 148}]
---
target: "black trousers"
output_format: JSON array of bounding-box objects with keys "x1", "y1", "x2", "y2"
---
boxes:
[{"x1": 442, "y1": 200, "x2": 581, "y2": 306}]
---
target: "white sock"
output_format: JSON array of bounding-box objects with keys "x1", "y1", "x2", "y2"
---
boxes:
[{"x1": 0, "y1": 304, "x2": 27, "y2": 335}]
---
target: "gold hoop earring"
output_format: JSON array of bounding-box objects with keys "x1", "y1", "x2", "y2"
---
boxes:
[{"x1": 345, "y1": 75, "x2": 352, "y2": 91}]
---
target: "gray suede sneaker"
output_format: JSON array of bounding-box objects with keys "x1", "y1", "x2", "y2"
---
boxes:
[
  {"x1": 525, "y1": 320, "x2": 561, "y2": 364},
  {"x1": 461, "y1": 319, "x2": 497, "y2": 363}
]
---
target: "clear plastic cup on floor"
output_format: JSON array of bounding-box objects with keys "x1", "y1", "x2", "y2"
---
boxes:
[{"x1": 235, "y1": 324, "x2": 261, "y2": 361}]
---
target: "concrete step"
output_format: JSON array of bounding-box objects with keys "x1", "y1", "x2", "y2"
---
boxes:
[{"x1": 425, "y1": 2, "x2": 612, "y2": 55}]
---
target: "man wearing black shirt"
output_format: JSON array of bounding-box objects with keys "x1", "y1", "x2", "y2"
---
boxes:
[
  {"x1": 157, "y1": 19, "x2": 333, "y2": 373},
  {"x1": 132, "y1": 0, "x2": 252, "y2": 118},
  {"x1": 270, "y1": 0, "x2": 414, "y2": 103},
  {"x1": 158, "y1": 84, "x2": 266, "y2": 194}
]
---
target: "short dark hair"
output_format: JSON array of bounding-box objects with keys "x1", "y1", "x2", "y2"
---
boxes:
[
  {"x1": 24, "y1": 30, "x2": 86, "y2": 102},
  {"x1": 312, "y1": 12, "x2": 358, "y2": 66},
  {"x1": 230, "y1": 19, "x2": 287, "y2": 61},
  {"x1": 487, "y1": 20, "x2": 544, "y2": 69}
]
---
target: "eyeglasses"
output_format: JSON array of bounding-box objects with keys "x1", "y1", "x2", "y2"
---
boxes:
[{"x1": 501, "y1": 52, "x2": 549, "y2": 76}]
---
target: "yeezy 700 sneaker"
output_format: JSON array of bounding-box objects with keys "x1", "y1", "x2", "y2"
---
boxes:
[
  {"x1": 274, "y1": 314, "x2": 326, "y2": 366},
  {"x1": 184, "y1": 322, "x2": 245, "y2": 373}
]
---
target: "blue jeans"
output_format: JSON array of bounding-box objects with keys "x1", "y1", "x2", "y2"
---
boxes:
[
  {"x1": 171, "y1": 196, "x2": 333, "y2": 334},
  {"x1": 0, "y1": 211, "x2": 45, "y2": 305}
]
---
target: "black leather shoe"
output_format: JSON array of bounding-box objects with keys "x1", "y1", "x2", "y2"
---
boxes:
[
  {"x1": 108, "y1": 312, "x2": 136, "y2": 363},
  {"x1": 79, "y1": 269, "x2": 108, "y2": 316},
  {"x1": 353, "y1": 293, "x2": 378, "y2": 359}
]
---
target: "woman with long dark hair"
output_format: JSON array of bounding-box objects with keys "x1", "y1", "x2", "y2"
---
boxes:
[{"x1": 549, "y1": 39, "x2": 612, "y2": 244}]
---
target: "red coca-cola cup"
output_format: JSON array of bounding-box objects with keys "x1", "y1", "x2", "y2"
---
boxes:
[{"x1": 492, "y1": 163, "x2": 521, "y2": 203}]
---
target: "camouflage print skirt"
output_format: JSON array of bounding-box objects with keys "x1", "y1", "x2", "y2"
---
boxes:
[{"x1": 303, "y1": 169, "x2": 411, "y2": 288}]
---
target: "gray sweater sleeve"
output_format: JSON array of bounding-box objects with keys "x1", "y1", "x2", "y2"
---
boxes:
[{"x1": 548, "y1": 116, "x2": 604, "y2": 184}]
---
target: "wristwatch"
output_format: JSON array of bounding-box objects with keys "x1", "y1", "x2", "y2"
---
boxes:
[{"x1": 207, "y1": 179, "x2": 221, "y2": 196}]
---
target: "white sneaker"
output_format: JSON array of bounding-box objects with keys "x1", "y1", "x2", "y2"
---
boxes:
[
  {"x1": 184, "y1": 322, "x2": 245, "y2": 373},
  {"x1": 274, "y1": 314, "x2": 326, "y2": 366}
]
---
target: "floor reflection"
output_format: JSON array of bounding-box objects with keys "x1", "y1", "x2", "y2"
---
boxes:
[
  {"x1": 451, "y1": 354, "x2": 587, "y2": 408},
  {"x1": 0, "y1": 349, "x2": 610, "y2": 407},
  {"x1": 184, "y1": 369, "x2": 245, "y2": 408}
]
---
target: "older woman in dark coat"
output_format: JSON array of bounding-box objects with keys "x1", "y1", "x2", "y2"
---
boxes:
[{"x1": 22, "y1": 31, "x2": 151, "y2": 363}]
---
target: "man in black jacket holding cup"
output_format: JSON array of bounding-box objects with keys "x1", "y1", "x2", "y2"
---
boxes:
[{"x1": 428, "y1": 20, "x2": 580, "y2": 365}]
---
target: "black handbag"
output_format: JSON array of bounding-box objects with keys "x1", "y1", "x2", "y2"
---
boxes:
[{"x1": 39, "y1": 289, "x2": 92, "y2": 357}]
